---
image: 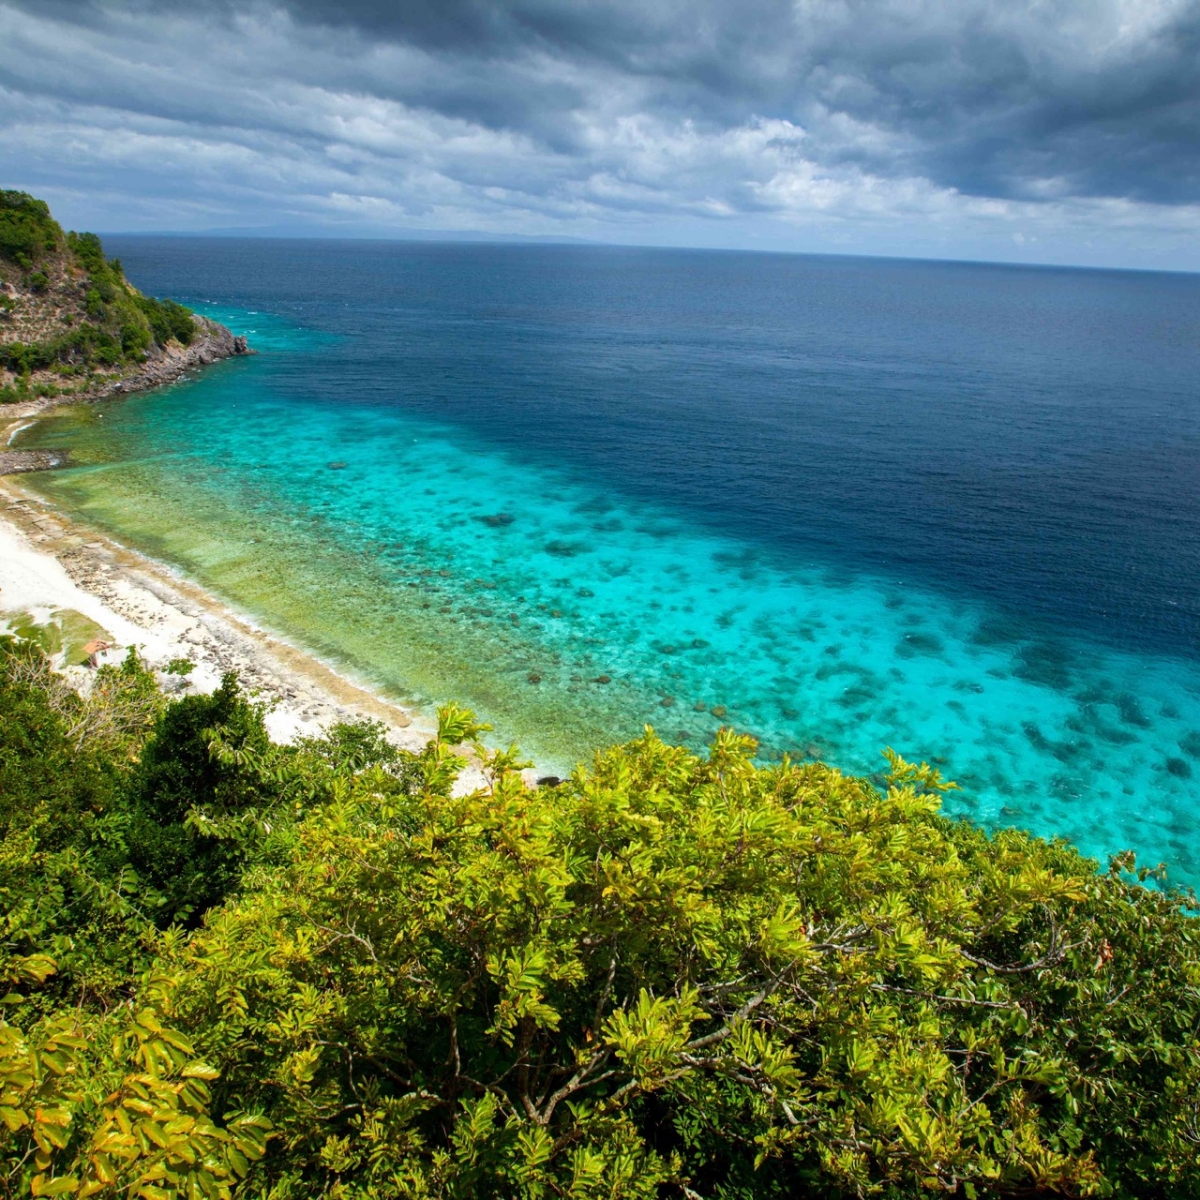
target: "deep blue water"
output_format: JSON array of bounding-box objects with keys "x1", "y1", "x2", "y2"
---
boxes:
[{"x1": 22, "y1": 239, "x2": 1200, "y2": 883}]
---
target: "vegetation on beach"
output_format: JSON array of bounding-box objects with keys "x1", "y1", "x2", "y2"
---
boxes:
[
  {"x1": 1, "y1": 633, "x2": 1198, "y2": 1197},
  {"x1": 0, "y1": 191, "x2": 197, "y2": 403}
]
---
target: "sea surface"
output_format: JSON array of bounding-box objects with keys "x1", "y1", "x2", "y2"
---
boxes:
[{"x1": 17, "y1": 240, "x2": 1200, "y2": 883}]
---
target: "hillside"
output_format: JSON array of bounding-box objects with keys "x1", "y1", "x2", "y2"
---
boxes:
[{"x1": 0, "y1": 190, "x2": 247, "y2": 405}]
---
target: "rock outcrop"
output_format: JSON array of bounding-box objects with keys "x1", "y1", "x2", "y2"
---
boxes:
[{"x1": 99, "y1": 315, "x2": 252, "y2": 398}]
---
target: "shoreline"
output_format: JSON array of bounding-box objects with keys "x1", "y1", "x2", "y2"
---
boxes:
[
  {"x1": 1, "y1": 314, "x2": 251, "y2": 417},
  {"x1": 0, "y1": 403, "x2": 525, "y2": 791}
]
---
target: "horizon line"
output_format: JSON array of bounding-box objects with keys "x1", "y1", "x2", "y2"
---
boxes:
[{"x1": 94, "y1": 228, "x2": 1200, "y2": 279}]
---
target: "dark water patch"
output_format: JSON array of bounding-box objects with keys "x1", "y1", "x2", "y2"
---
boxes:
[
  {"x1": 1166, "y1": 757, "x2": 1193, "y2": 779},
  {"x1": 1066, "y1": 711, "x2": 1138, "y2": 747},
  {"x1": 1115, "y1": 693, "x2": 1152, "y2": 728},
  {"x1": 895, "y1": 631, "x2": 946, "y2": 659},
  {"x1": 970, "y1": 615, "x2": 1027, "y2": 648},
  {"x1": 1022, "y1": 722, "x2": 1084, "y2": 764},
  {"x1": 1013, "y1": 641, "x2": 1076, "y2": 690},
  {"x1": 1180, "y1": 732, "x2": 1200, "y2": 759},
  {"x1": 545, "y1": 539, "x2": 589, "y2": 557},
  {"x1": 836, "y1": 684, "x2": 877, "y2": 709}
]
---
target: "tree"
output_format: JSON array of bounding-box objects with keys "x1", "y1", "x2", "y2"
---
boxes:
[
  {"x1": 1, "y1": 637, "x2": 1197, "y2": 1197},
  {"x1": 169, "y1": 713, "x2": 1200, "y2": 1198}
]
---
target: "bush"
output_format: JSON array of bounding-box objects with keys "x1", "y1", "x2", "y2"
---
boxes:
[
  {"x1": 127, "y1": 673, "x2": 282, "y2": 925},
  {"x1": 0, "y1": 191, "x2": 61, "y2": 265},
  {"x1": 0, "y1": 638, "x2": 123, "y2": 845},
  {"x1": 120, "y1": 319, "x2": 152, "y2": 358},
  {"x1": 0, "y1": 641, "x2": 163, "y2": 1009},
  {"x1": 1, "y1": 645, "x2": 1198, "y2": 1198},
  {"x1": 169, "y1": 715, "x2": 1200, "y2": 1198},
  {"x1": 137, "y1": 294, "x2": 196, "y2": 346}
]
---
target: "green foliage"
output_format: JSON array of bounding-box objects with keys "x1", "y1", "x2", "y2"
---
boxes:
[
  {"x1": 161, "y1": 724, "x2": 1200, "y2": 1198},
  {"x1": 0, "y1": 638, "x2": 1198, "y2": 1197},
  {"x1": 0, "y1": 641, "x2": 166, "y2": 1010},
  {"x1": 128, "y1": 674, "x2": 287, "y2": 927},
  {"x1": 136, "y1": 294, "x2": 196, "y2": 348},
  {"x1": 0, "y1": 195, "x2": 198, "y2": 385},
  {"x1": 65, "y1": 229, "x2": 197, "y2": 355},
  {"x1": 1, "y1": 323, "x2": 129, "y2": 375},
  {"x1": 0, "y1": 191, "x2": 62, "y2": 266},
  {"x1": 0, "y1": 977, "x2": 270, "y2": 1199}
]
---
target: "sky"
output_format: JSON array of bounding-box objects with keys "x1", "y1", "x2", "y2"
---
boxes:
[{"x1": 1, "y1": 0, "x2": 1198, "y2": 269}]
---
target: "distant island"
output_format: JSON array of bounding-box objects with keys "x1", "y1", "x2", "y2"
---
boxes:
[{"x1": 0, "y1": 190, "x2": 248, "y2": 408}]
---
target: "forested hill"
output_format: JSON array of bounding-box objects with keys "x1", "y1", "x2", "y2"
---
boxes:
[{"x1": 0, "y1": 190, "x2": 246, "y2": 404}]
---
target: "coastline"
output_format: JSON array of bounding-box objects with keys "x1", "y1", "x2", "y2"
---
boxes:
[
  {"x1": 0, "y1": 399, "x2": 518, "y2": 792},
  {"x1": 0, "y1": 315, "x2": 251, "y2": 446}
]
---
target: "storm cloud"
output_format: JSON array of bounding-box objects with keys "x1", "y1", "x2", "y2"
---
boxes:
[{"x1": 1, "y1": 0, "x2": 1198, "y2": 266}]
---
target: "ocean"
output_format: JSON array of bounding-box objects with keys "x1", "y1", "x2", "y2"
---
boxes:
[{"x1": 17, "y1": 239, "x2": 1200, "y2": 883}]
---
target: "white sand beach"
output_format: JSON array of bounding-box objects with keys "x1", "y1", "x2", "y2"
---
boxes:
[
  {"x1": 0, "y1": 476, "x2": 434, "y2": 746},
  {"x1": 0, "y1": 434, "x2": 516, "y2": 791}
]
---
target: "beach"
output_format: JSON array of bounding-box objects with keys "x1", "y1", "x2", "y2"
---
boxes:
[{"x1": 0, "y1": 399, "x2": 512, "y2": 789}]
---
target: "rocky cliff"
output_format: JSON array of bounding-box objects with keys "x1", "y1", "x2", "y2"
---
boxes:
[{"x1": 0, "y1": 190, "x2": 250, "y2": 407}]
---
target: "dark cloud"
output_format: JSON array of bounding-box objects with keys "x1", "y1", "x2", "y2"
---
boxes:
[
  {"x1": 11, "y1": 0, "x2": 1200, "y2": 203},
  {"x1": 237, "y1": 0, "x2": 1200, "y2": 204},
  {"x1": 1, "y1": 0, "x2": 1198, "y2": 264}
]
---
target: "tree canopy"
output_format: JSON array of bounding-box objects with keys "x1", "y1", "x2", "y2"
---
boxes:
[
  {"x1": 0, "y1": 191, "x2": 63, "y2": 269},
  {"x1": 0, "y1": 635, "x2": 1197, "y2": 1198}
]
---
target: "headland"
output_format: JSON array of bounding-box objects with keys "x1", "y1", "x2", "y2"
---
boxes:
[{"x1": 0, "y1": 189, "x2": 250, "y2": 419}]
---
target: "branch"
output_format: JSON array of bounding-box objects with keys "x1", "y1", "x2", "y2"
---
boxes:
[
  {"x1": 594, "y1": 947, "x2": 619, "y2": 1031},
  {"x1": 686, "y1": 962, "x2": 796, "y2": 1053},
  {"x1": 536, "y1": 1048, "x2": 616, "y2": 1126},
  {"x1": 313, "y1": 923, "x2": 379, "y2": 962},
  {"x1": 870, "y1": 983, "x2": 1021, "y2": 1011},
  {"x1": 960, "y1": 907, "x2": 1081, "y2": 974}
]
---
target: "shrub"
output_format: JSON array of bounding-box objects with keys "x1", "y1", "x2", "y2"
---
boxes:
[
  {"x1": 170, "y1": 715, "x2": 1200, "y2": 1199},
  {"x1": 0, "y1": 191, "x2": 62, "y2": 265},
  {"x1": 120, "y1": 319, "x2": 152, "y2": 358},
  {"x1": 1, "y1": 644, "x2": 1198, "y2": 1198},
  {"x1": 137, "y1": 294, "x2": 196, "y2": 346}
]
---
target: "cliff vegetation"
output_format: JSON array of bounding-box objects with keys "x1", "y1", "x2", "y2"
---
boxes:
[
  {"x1": 0, "y1": 191, "x2": 211, "y2": 404},
  {"x1": 1, "y1": 634, "x2": 1197, "y2": 1198}
]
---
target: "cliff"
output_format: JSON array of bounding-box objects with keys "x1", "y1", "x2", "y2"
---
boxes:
[{"x1": 0, "y1": 190, "x2": 249, "y2": 407}]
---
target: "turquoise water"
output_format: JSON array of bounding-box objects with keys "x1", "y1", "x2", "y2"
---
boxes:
[{"x1": 19, "y1": 241, "x2": 1200, "y2": 886}]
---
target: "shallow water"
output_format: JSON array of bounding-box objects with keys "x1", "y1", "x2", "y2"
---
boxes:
[{"x1": 19, "y1": 241, "x2": 1200, "y2": 884}]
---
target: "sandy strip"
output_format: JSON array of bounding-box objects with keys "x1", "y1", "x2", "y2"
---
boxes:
[
  {"x1": 0, "y1": 458, "x2": 537, "y2": 795},
  {"x1": 0, "y1": 475, "x2": 438, "y2": 748}
]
